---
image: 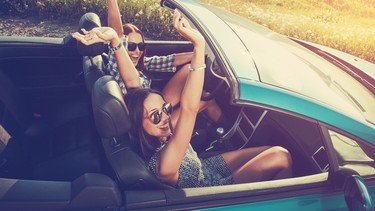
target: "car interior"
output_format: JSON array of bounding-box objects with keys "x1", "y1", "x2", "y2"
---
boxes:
[{"x1": 0, "y1": 12, "x2": 332, "y2": 210}]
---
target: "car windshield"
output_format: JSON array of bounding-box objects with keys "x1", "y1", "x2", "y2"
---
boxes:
[
  {"x1": 261, "y1": 40, "x2": 375, "y2": 125},
  {"x1": 212, "y1": 8, "x2": 375, "y2": 125}
]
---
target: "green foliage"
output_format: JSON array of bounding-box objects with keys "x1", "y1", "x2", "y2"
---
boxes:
[
  {"x1": 114, "y1": 0, "x2": 177, "y2": 40},
  {"x1": 0, "y1": 0, "x2": 179, "y2": 40},
  {"x1": 1, "y1": 0, "x2": 373, "y2": 62}
]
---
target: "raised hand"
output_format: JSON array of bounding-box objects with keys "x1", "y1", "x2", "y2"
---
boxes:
[
  {"x1": 72, "y1": 27, "x2": 118, "y2": 46},
  {"x1": 173, "y1": 10, "x2": 205, "y2": 48}
]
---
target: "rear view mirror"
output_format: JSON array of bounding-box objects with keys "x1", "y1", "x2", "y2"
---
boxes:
[{"x1": 344, "y1": 175, "x2": 374, "y2": 211}]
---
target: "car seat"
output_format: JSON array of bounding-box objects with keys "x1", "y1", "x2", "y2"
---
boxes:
[
  {"x1": 76, "y1": 12, "x2": 107, "y2": 93},
  {"x1": 91, "y1": 76, "x2": 173, "y2": 190}
]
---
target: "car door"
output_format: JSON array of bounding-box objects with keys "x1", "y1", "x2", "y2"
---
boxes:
[
  {"x1": 120, "y1": 110, "x2": 375, "y2": 211},
  {"x1": 192, "y1": 124, "x2": 375, "y2": 211}
]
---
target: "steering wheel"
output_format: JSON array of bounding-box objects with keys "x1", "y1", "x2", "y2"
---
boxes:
[
  {"x1": 201, "y1": 57, "x2": 228, "y2": 101},
  {"x1": 201, "y1": 80, "x2": 226, "y2": 101}
]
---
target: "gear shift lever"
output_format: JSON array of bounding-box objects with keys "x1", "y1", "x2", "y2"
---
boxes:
[
  {"x1": 206, "y1": 127, "x2": 225, "y2": 151},
  {"x1": 216, "y1": 127, "x2": 224, "y2": 137}
]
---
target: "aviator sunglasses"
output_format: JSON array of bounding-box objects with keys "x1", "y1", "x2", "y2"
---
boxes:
[
  {"x1": 147, "y1": 103, "x2": 173, "y2": 125},
  {"x1": 127, "y1": 42, "x2": 146, "y2": 51}
]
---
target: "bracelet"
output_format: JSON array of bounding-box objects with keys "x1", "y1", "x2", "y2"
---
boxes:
[
  {"x1": 188, "y1": 64, "x2": 206, "y2": 71},
  {"x1": 110, "y1": 41, "x2": 123, "y2": 52}
]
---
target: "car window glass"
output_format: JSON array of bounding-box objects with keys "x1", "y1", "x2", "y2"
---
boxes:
[
  {"x1": 329, "y1": 130, "x2": 375, "y2": 176},
  {"x1": 218, "y1": 11, "x2": 375, "y2": 125}
]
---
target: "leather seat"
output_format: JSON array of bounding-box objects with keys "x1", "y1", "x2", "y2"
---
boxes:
[{"x1": 91, "y1": 76, "x2": 173, "y2": 190}]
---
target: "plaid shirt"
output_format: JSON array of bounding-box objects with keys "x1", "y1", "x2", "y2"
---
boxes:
[{"x1": 105, "y1": 38, "x2": 176, "y2": 95}]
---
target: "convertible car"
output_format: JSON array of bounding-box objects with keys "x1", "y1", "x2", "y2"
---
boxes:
[{"x1": 0, "y1": 0, "x2": 374, "y2": 210}]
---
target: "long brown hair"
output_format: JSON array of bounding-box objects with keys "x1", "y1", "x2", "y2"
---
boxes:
[
  {"x1": 125, "y1": 88, "x2": 166, "y2": 161},
  {"x1": 123, "y1": 23, "x2": 146, "y2": 71}
]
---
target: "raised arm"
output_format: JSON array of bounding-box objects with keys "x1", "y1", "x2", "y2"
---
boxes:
[
  {"x1": 173, "y1": 52, "x2": 193, "y2": 66},
  {"x1": 107, "y1": 0, "x2": 124, "y2": 37},
  {"x1": 72, "y1": 27, "x2": 140, "y2": 88},
  {"x1": 156, "y1": 10, "x2": 206, "y2": 184}
]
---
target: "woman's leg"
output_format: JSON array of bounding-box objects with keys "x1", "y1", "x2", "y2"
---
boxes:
[{"x1": 221, "y1": 146, "x2": 293, "y2": 183}]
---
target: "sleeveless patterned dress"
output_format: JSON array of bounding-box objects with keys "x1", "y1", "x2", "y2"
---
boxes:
[{"x1": 148, "y1": 143, "x2": 234, "y2": 188}]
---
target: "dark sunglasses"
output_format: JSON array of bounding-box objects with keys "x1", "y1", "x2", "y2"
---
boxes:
[
  {"x1": 147, "y1": 103, "x2": 172, "y2": 125},
  {"x1": 127, "y1": 42, "x2": 146, "y2": 51}
]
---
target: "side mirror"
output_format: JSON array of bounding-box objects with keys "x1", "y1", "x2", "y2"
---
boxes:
[{"x1": 344, "y1": 175, "x2": 374, "y2": 211}]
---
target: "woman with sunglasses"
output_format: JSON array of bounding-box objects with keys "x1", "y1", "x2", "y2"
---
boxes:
[
  {"x1": 106, "y1": 0, "x2": 225, "y2": 128},
  {"x1": 74, "y1": 8, "x2": 292, "y2": 188},
  {"x1": 126, "y1": 11, "x2": 292, "y2": 188}
]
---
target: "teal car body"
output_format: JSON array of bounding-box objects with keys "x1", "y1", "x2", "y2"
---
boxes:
[{"x1": 167, "y1": 0, "x2": 375, "y2": 210}]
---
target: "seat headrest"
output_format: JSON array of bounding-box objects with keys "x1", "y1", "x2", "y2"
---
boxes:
[
  {"x1": 77, "y1": 12, "x2": 106, "y2": 56},
  {"x1": 92, "y1": 76, "x2": 131, "y2": 138}
]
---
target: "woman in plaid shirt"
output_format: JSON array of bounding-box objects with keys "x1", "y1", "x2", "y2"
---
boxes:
[{"x1": 107, "y1": 0, "x2": 225, "y2": 128}]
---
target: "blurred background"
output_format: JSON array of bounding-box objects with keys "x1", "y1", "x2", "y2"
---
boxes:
[{"x1": 0, "y1": 0, "x2": 374, "y2": 63}]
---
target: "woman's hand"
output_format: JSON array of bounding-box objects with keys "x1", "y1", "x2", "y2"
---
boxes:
[
  {"x1": 73, "y1": 26, "x2": 140, "y2": 89},
  {"x1": 72, "y1": 27, "x2": 119, "y2": 46},
  {"x1": 173, "y1": 10, "x2": 205, "y2": 48}
]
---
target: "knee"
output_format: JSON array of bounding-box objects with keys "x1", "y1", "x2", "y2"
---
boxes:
[{"x1": 269, "y1": 146, "x2": 292, "y2": 170}]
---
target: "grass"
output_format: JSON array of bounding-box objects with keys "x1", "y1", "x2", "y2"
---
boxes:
[{"x1": 203, "y1": 0, "x2": 375, "y2": 64}]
